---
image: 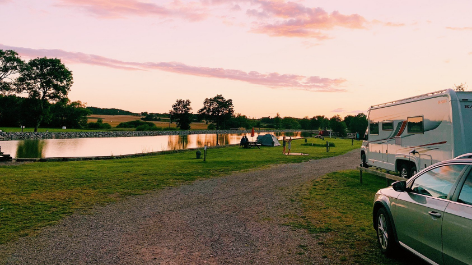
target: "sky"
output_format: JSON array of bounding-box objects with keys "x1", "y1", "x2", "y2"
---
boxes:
[{"x1": 1, "y1": 0, "x2": 471, "y2": 119}]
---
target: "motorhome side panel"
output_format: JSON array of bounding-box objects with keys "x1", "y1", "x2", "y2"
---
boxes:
[{"x1": 365, "y1": 94, "x2": 452, "y2": 172}]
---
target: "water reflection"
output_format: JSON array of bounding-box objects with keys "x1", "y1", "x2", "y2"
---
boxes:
[
  {"x1": 0, "y1": 131, "x2": 306, "y2": 158},
  {"x1": 16, "y1": 140, "x2": 45, "y2": 158},
  {"x1": 167, "y1": 135, "x2": 190, "y2": 150}
]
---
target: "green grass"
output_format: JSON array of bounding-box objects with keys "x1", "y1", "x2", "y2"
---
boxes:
[
  {"x1": 0, "y1": 127, "x2": 98, "y2": 133},
  {"x1": 286, "y1": 170, "x2": 421, "y2": 264},
  {"x1": 0, "y1": 138, "x2": 361, "y2": 245}
]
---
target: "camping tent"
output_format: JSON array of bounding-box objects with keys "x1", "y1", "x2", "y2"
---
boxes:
[{"x1": 256, "y1": 134, "x2": 281, "y2": 147}]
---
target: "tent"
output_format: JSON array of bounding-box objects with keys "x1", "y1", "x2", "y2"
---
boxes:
[{"x1": 256, "y1": 134, "x2": 281, "y2": 147}]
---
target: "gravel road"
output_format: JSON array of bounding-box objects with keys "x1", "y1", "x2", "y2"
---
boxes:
[{"x1": 0, "y1": 150, "x2": 359, "y2": 264}]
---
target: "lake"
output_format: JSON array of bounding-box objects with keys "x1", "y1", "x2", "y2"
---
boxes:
[{"x1": 0, "y1": 131, "x2": 306, "y2": 158}]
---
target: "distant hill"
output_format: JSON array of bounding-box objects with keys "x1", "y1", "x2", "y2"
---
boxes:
[{"x1": 87, "y1": 107, "x2": 138, "y2": 116}]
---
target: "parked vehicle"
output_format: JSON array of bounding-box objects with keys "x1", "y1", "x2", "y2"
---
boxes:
[
  {"x1": 373, "y1": 156, "x2": 472, "y2": 264},
  {"x1": 361, "y1": 89, "x2": 472, "y2": 178}
]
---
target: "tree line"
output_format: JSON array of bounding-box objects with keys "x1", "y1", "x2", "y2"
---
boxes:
[{"x1": 168, "y1": 95, "x2": 368, "y2": 137}]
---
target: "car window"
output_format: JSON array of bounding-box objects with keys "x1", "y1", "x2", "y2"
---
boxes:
[
  {"x1": 458, "y1": 173, "x2": 472, "y2": 205},
  {"x1": 411, "y1": 164, "x2": 466, "y2": 199}
]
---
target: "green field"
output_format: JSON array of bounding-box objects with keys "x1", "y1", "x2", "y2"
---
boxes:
[
  {"x1": 0, "y1": 127, "x2": 99, "y2": 133},
  {"x1": 0, "y1": 138, "x2": 361, "y2": 245},
  {"x1": 288, "y1": 170, "x2": 423, "y2": 264}
]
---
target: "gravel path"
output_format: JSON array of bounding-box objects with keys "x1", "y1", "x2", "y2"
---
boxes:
[{"x1": 0, "y1": 150, "x2": 359, "y2": 264}]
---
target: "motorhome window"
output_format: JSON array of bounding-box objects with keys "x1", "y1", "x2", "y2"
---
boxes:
[
  {"x1": 407, "y1": 116, "x2": 424, "y2": 134},
  {"x1": 370, "y1": 122, "x2": 379, "y2": 135},
  {"x1": 382, "y1": 121, "x2": 394, "y2": 131}
]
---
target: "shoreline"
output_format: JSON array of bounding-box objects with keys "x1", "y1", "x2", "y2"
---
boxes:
[{"x1": 0, "y1": 129, "x2": 315, "y2": 141}]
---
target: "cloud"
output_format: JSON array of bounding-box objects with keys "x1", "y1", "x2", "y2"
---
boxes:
[
  {"x1": 446, "y1": 26, "x2": 472, "y2": 31},
  {"x1": 1, "y1": 44, "x2": 346, "y2": 92},
  {"x1": 246, "y1": 1, "x2": 368, "y2": 39},
  {"x1": 372, "y1": 20, "x2": 405, "y2": 27},
  {"x1": 0, "y1": 0, "x2": 12, "y2": 3},
  {"x1": 54, "y1": 0, "x2": 402, "y2": 39},
  {"x1": 55, "y1": 0, "x2": 208, "y2": 21}
]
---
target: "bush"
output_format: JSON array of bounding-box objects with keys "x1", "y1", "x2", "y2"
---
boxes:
[
  {"x1": 86, "y1": 122, "x2": 111, "y2": 130},
  {"x1": 117, "y1": 120, "x2": 155, "y2": 128},
  {"x1": 208, "y1": 124, "x2": 216, "y2": 130},
  {"x1": 136, "y1": 124, "x2": 160, "y2": 131}
]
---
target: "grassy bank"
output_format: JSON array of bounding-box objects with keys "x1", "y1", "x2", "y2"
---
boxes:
[
  {"x1": 0, "y1": 138, "x2": 361, "y2": 245},
  {"x1": 0, "y1": 127, "x2": 98, "y2": 133},
  {"x1": 287, "y1": 170, "x2": 424, "y2": 264}
]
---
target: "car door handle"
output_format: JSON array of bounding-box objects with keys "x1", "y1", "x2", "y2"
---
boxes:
[{"x1": 428, "y1": 211, "x2": 442, "y2": 218}]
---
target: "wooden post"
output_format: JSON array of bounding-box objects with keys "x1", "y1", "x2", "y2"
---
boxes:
[
  {"x1": 352, "y1": 138, "x2": 354, "y2": 145},
  {"x1": 326, "y1": 141, "x2": 328, "y2": 152},
  {"x1": 360, "y1": 168, "x2": 363, "y2": 184},
  {"x1": 204, "y1": 146, "x2": 207, "y2": 161}
]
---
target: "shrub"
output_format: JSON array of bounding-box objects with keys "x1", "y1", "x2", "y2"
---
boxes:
[
  {"x1": 117, "y1": 120, "x2": 155, "y2": 128},
  {"x1": 86, "y1": 122, "x2": 111, "y2": 130},
  {"x1": 136, "y1": 124, "x2": 160, "y2": 131}
]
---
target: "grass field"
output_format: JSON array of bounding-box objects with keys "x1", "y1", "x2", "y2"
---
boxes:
[
  {"x1": 0, "y1": 138, "x2": 361, "y2": 245},
  {"x1": 287, "y1": 171, "x2": 424, "y2": 264},
  {"x1": 88, "y1": 115, "x2": 209, "y2": 130},
  {"x1": 0, "y1": 128, "x2": 97, "y2": 133}
]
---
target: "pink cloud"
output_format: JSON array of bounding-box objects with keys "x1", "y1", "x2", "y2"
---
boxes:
[
  {"x1": 0, "y1": 0, "x2": 12, "y2": 3},
  {"x1": 56, "y1": 0, "x2": 208, "y2": 21},
  {"x1": 1, "y1": 44, "x2": 346, "y2": 92},
  {"x1": 372, "y1": 20, "x2": 405, "y2": 27},
  {"x1": 246, "y1": 1, "x2": 368, "y2": 39},
  {"x1": 446, "y1": 26, "x2": 472, "y2": 31}
]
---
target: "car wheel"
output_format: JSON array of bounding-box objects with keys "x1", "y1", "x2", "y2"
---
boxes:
[
  {"x1": 399, "y1": 164, "x2": 409, "y2": 178},
  {"x1": 410, "y1": 165, "x2": 417, "y2": 177},
  {"x1": 376, "y1": 208, "x2": 396, "y2": 255}
]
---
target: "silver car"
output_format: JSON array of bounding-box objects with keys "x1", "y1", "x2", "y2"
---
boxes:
[{"x1": 373, "y1": 157, "x2": 472, "y2": 265}]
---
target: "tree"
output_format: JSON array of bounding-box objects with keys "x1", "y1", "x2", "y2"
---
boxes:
[
  {"x1": 48, "y1": 99, "x2": 91, "y2": 129},
  {"x1": 329, "y1": 115, "x2": 347, "y2": 137},
  {"x1": 454, "y1": 83, "x2": 467, "y2": 91},
  {"x1": 16, "y1": 57, "x2": 73, "y2": 132},
  {"x1": 315, "y1": 115, "x2": 329, "y2": 130},
  {"x1": 198, "y1": 94, "x2": 234, "y2": 130},
  {"x1": 273, "y1": 113, "x2": 282, "y2": 129},
  {"x1": 282, "y1": 117, "x2": 300, "y2": 129},
  {"x1": 0, "y1": 49, "x2": 24, "y2": 93},
  {"x1": 170, "y1": 99, "x2": 192, "y2": 130},
  {"x1": 300, "y1": 117, "x2": 310, "y2": 130},
  {"x1": 348, "y1": 113, "x2": 368, "y2": 138}
]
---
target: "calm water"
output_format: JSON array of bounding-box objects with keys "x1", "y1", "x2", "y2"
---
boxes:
[{"x1": 0, "y1": 132, "x2": 305, "y2": 158}]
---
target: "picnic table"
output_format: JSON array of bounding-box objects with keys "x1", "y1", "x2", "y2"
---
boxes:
[
  {"x1": 0, "y1": 153, "x2": 12, "y2": 161},
  {"x1": 247, "y1": 142, "x2": 261, "y2": 149}
]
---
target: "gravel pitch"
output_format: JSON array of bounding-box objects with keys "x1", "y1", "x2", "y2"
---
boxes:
[{"x1": 0, "y1": 150, "x2": 359, "y2": 264}]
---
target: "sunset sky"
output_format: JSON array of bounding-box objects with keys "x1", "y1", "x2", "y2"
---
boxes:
[{"x1": 1, "y1": 0, "x2": 471, "y2": 118}]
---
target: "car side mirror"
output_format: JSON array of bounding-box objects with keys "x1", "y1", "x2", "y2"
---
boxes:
[{"x1": 392, "y1": 181, "x2": 407, "y2": 192}]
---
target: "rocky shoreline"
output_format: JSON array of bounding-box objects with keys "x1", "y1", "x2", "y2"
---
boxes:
[{"x1": 0, "y1": 129, "x2": 313, "y2": 141}]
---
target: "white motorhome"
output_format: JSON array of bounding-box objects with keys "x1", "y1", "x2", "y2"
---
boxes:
[{"x1": 361, "y1": 89, "x2": 472, "y2": 178}]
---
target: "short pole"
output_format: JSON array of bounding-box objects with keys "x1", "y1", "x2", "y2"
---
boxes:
[
  {"x1": 326, "y1": 141, "x2": 329, "y2": 152},
  {"x1": 352, "y1": 138, "x2": 354, "y2": 145},
  {"x1": 204, "y1": 146, "x2": 207, "y2": 161},
  {"x1": 360, "y1": 168, "x2": 363, "y2": 184}
]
